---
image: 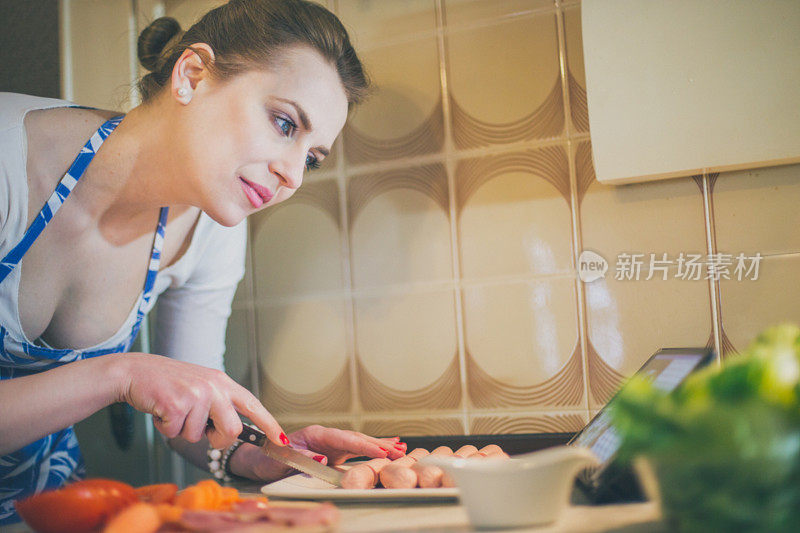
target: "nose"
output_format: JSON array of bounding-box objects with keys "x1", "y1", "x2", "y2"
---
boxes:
[{"x1": 269, "y1": 151, "x2": 305, "y2": 191}]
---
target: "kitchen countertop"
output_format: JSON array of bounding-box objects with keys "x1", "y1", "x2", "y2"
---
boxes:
[
  {"x1": 235, "y1": 481, "x2": 668, "y2": 533},
  {"x1": 311, "y1": 500, "x2": 665, "y2": 532},
  {"x1": 4, "y1": 485, "x2": 667, "y2": 532}
]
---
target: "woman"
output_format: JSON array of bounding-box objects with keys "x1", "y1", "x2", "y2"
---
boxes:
[{"x1": 0, "y1": 0, "x2": 404, "y2": 524}]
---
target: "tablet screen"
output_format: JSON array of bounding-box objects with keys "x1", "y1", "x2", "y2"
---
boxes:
[{"x1": 571, "y1": 349, "x2": 713, "y2": 481}]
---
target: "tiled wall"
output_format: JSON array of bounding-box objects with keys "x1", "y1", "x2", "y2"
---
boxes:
[{"x1": 200, "y1": 0, "x2": 800, "y2": 436}]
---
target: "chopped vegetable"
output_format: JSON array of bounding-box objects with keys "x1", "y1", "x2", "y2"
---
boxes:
[
  {"x1": 15, "y1": 478, "x2": 137, "y2": 533},
  {"x1": 134, "y1": 483, "x2": 178, "y2": 504},
  {"x1": 102, "y1": 502, "x2": 161, "y2": 533},
  {"x1": 612, "y1": 324, "x2": 800, "y2": 532}
]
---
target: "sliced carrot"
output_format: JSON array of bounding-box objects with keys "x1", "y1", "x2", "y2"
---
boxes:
[
  {"x1": 174, "y1": 479, "x2": 235, "y2": 510},
  {"x1": 135, "y1": 483, "x2": 178, "y2": 504},
  {"x1": 195, "y1": 479, "x2": 223, "y2": 509},
  {"x1": 219, "y1": 486, "x2": 240, "y2": 510},
  {"x1": 173, "y1": 485, "x2": 207, "y2": 510},
  {"x1": 154, "y1": 503, "x2": 183, "y2": 523},
  {"x1": 102, "y1": 502, "x2": 161, "y2": 533}
]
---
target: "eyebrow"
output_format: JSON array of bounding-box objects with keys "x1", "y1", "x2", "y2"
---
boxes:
[{"x1": 274, "y1": 97, "x2": 330, "y2": 157}]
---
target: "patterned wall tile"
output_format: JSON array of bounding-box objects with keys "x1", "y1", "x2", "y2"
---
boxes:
[
  {"x1": 457, "y1": 147, "x2": 573, "y2": 279},
  {"x1": 446, "y1": 9, "x2": 563, "y2": 147},
  {"x1": 577, "y1": 141, "x2": 713, "y2": 406},
  {"x1": 562, "y1": 3, "x2": 589, "y2": 133},
  {"x1": 361, "y1": 417, "x2": 464, "y2": 437},
  {"x1": 463, "y1": 279, "x2": 582, "y2": 408},
  {"x1": 348, "y1": 164, "x2": 452, "y2": 288},
  {"x1": 250, "y1": 180, "x2": 344, "y2": 298},
  {"x1": 718, "y1": 254, "x2": 800, "y2": 356},
  {"x1": 353, "y1": 290, "x2": 461, "y2": 412},
  {"x1": 578, "y1": 142, "x2": 708, "y2": 258},
  {"x1": 68, "y1": 0, "x2": 134, "y2": 110},
  {"x1": 583, "y1": 272, "x2": 713, "y2": 406},
  {"x1": 470, "y1": 412, "x2": 586, "y2": 434},
  {"x1": 336, "y1": 0, "x2": 437, "y2": 49},
  {"x1": 711, "y1": 163, "x2": 800, "y2": 256},
  {"x1": 255, "y1": 298, "x2": 351, "y2": 414},
  {"x1": 343, "y1": 37, "x2": 443, "y2": 164},
  {"x1": 444, "y1": 0, "x2": 554, "y2": 29}
]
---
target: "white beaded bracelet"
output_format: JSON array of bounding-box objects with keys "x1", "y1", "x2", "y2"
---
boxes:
[{"x1": 207, "y1": 440, "x2": 244, "y2": 482}]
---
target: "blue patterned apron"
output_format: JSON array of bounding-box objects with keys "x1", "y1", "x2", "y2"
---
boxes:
[{"x1": 0, "y1": 116, "x2": 169, "y2": 524}]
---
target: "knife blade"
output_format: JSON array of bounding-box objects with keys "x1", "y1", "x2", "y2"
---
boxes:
[{"x1": 207, "y1": 420, "x2": 344, "y2": 487}]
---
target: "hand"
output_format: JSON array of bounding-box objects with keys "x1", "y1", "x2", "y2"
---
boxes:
[
  {"x1": 238, "y1": 425, "x2": 407, "y2": 482},
  {"x1": 114, "y1": 352, "x2": 285, "y2": 449}
]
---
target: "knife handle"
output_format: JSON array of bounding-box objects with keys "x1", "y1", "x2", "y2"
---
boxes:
[{"x1": 206, "y1": 419, "x2": 266, "y2": 447}]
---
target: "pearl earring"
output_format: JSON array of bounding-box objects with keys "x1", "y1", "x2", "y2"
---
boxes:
[{"x1": 177, "y1": 88, "x2": 188, "y2": 97}]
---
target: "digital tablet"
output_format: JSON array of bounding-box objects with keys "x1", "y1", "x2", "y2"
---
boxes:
[{"x1": 570, "y1": 347, "x2": 715, "y2": 503}]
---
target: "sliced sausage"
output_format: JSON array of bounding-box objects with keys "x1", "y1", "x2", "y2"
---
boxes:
[
  {"x1": 475, "y1": 444, "x2": 509, "y2": 458},
  {"x1": 412, "y1": 445, "x2": 453, "y2": 488},
  {"x1": 379, "y1": 448, "x2": 430, "y2": 489},
  {"x1": 340, "y1": 457, "x2": 391, "y2": 489}
]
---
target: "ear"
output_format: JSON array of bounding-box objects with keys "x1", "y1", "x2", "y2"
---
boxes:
[{"x1": 170, "y1": 43, "x2": 216, "y2": 104}]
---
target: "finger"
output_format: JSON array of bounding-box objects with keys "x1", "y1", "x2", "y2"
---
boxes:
[
  {"x1": 350, "y1": 431, "x2": 406, "y2": 458},
  {"x1": 337, "y1": 431, "x2": 400, "y2": 460},
  {"x1": 206, "y1": 401, "x2": 243, "y2": 450},
  {"x1": 229, "y1": 385, "x2": 286, "y2": 446},
  {"x1": 152, "y1": 413, "x2": 183, "y2": 440},
  {"x1": 179, "y1": 402, "x2": 212, "y2": 443},
  {"x1": 377, "y1": 437, "x2": 407, "y2": 454},
  {"x1": 295, "y1": 448, "x2": 328, "y2": 466}
]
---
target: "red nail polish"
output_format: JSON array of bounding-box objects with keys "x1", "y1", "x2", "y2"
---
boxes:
[
  {"x1": 379, "y1": 447, "x2": 389, "y2": 455},
  {"x1": 313, "y1": 455, "x2": 326, "y2": 463},
  {"x1": 395, "y1": 442, "x2": 407, "y2": 450},
  {"x1": 279, "y1": 433, "x2": 290, "y2": 445}
]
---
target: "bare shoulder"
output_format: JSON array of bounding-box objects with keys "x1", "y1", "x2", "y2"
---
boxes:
[{"x1": 24, "y1": 106, "x2": 120, "y2": 203}]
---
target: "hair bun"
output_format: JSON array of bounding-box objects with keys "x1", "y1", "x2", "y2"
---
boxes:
[{"x1": 138, "y1": 17, "x2": 182, "y2": 72}]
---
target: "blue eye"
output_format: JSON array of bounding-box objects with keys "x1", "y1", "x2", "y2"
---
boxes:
[
  {"x1": 275, "y1": 115, "x2": 296, "y2": 137},
  {"x1": 305, "y1": 154, "x2": 320, "y2": 171}
]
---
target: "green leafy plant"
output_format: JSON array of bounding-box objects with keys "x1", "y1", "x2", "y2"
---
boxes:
[{"x1": 612, "y1": 324, "x2": 800, "y2": 532}]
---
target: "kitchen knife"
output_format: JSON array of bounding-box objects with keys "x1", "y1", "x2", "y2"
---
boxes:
[{"x1": 206, "y1": 420, "x2": 344, "y2": 487}]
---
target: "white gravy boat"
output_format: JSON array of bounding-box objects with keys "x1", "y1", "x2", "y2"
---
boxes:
[{"x1": 421, "y1": 445, "x2": 600, "y2": 529}]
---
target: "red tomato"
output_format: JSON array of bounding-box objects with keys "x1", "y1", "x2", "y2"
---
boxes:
[
  {"x1": 15, "y1": 479, "x2": 137, "y2": 533},
  {"x1": 69, "y1": 479, "x2": 138, "y2": 514}
]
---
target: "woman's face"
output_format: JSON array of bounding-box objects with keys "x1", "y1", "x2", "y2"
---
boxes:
[{"x1": 173, "y1": 46, "x2": 349, "y2": 226}]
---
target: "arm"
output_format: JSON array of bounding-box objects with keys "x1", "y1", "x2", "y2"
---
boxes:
[
  {"x1": 0, "y1": 351, "x2": 285, "y2": 456},
  {"x1": 0, "y1": 354, "x2": 123, "y2": 454}
]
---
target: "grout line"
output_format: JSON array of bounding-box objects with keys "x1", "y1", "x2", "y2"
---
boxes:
[
  {"x1": 701, "y1": 173, "x2": 723, "y2": 363},
  {"x1": 556, "y1": 0, "x2": 590, "y2": 414},
  {"x1": 434, "y1": 0, "x2": 470, "y2": 435},
  {"x1": 759, "y1": 251, "x2": 800, "y2": 259},
  {"x1": 351, "y1": 4, "x2": 559, "y2": 55},
  {"x1": 246, "y1": 271, "x2": 581, "y2": 308},
  {"x1": 59, "y1": 0, "x2": 74, "y2": 101},
  {"x1": 332, "y1": 0, "x2": 361, "y2": 429},
  {"x1": 333, "y1": 77, "x2": 362, "y2": 430},
  {"x1": 340, "y1": 134, "x2": 589, "y2": 177}
]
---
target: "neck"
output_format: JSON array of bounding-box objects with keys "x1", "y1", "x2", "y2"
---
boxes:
[{"x1": 85, "y1": 97, "x2": 192, "y2": 242}]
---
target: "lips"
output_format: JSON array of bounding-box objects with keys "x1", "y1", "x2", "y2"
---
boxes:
[{"x1": 239, "y1": 177, "x2": 274, "y2": 208}]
